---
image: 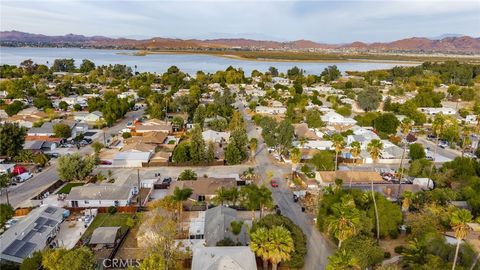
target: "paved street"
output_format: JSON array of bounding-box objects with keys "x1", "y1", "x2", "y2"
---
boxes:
[
  {"x1": 237, "y1": 99, "x2": 335, "y2": 270},
  {"x1": 0, "y1": 109, "x2": 145, "y2": 208}
]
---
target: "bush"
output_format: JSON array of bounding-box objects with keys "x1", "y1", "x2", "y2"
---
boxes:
[
  {"x1": 384, "y1": 252, "x2": 391, "y2": 259},
  {"x1": 394, "y1": 245, "x2": 405, "y2": 254},
  {"x1": 122, "y1": 132, "x2": 132, "y2": 139},
  {"x1": 108, "y1": 206, "x2": 117, "y2": 215}
]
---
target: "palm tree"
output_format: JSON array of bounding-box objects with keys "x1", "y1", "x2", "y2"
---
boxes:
[
  {"x1": 349, "y1": 141, "x2": 361, "y2": 187},
  {"x1": 461, "y1": 126, "x2": 471, "y2": 157},
  {"x1": 172, "y1": 187, "x2": 193, "y2": 221},
  {"x1": 401, "y1": 191, "x2": 414, "y2": 212},
  {"x1": 367, "y1": 139, "x2": 383, "y2": 242},
  {"x1": 250, "y1": 227, "x2": 270, "y2": 270},
  {"x1": 326, "y1": 200, "x2": 361, "y2": 248},
  {"x1": 268, "y1": 226, "x2": 295, "y2": 270},
  {"x1": 0, "y1": 173, "x2": 12, "y2": 205},
  {"x1": 396, "y1": 118, "x2": 412, "y2": 201},
  {"x1": 213, "y1": 187, "x2": 230, "y2": 206},
  {"x1": 249, "y1": 138, "x2": 258, "y2": 161},
  {"x1": 299, "y1": 137, "x2": 308, "y2": 148},
  {"x1": 451, "y1": 209, "x2": 473, "y2": 270},
  {"x1": 332, "y1": 134, "x2": 346, "y2": 172},
  {"x1": 326, "y1": 250, "x2": 361, "y2": 270},
  {"x1": 290, "y1": 148, "x2": 302, "y2": 180},
  {"x1": 429, "y1": 113, "x2": 446, "y2": 176}
]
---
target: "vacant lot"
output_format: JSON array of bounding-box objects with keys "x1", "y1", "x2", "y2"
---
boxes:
[{"x1": 56, "y1": 182, "x2": 84, "y2": 194}]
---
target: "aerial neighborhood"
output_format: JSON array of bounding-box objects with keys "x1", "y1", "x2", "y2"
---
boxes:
[{"x1": 1, "y1": 58, "x2": 480, "y2": 270}]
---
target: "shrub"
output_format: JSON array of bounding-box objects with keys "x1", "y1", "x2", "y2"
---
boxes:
[
  {"x1": 108, "y1": 206, "x2": 117, "y2": 215},
  {"x1": 394, "y1": 245, "x2": 405, "y2": 254},
  {"x1": 122, "y1": 132, "x2": 132, "y2": 139},
  {"x1": 384, "y1": 252, "x2": 391, "y2": 259}
]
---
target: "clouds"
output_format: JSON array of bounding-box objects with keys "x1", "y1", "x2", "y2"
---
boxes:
[{"x1": 1, "y1": 0, "x2": 479, "y2": 43}]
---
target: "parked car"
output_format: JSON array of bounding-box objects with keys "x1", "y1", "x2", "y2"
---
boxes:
[
  {"x1": 270, "y1": 179, "x2": 279, "y2": 188},
  {"x1": 162, "y1": 177, "x2": 172, "y2": 185},
  {"x1": 16, "y1": 172, "x2": 33, "y2": 182},
  {"x1": 4, "y1": 219, "x2": 18, "y2": 229},
  {"x1": 46, "y1": 153, "x2": 60, "y2": 158}
]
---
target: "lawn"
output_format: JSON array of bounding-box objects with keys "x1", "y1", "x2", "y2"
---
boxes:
[
  {"x1": 56, "y1": 182, "x2": 84, "y2": 194},
  {"x1": 82, "y1": 213, "x2": 133, "y2": 240}
]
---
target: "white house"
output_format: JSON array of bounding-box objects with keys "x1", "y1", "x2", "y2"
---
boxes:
[
  {"x1": 465, "y1": 115, "x2": 477, "y2": 125},
  {"x1": 191, "y1": 246, "x2": 257, "y2": 270},
  {"x1": 202, "y1": 130, "x2": 230, "y2": 144},
  {"x1": 66, "y1": 183, "x2": 136, "y2": 208},
  {"x1": 117, "y1": 90, "x2": 139, "y2": 100},
  {"x1": 321, "y1": 111, "x2": 356, "y2": 126},
  {"x1": 272, "y1": 77, "x2": 290, "y2": 85},
  {"x1": 255, "y1": 106, "x2": 287, "y2": 115},
  {"x1": 74, "y1": 111, "x2": 103, "y2": 123},
  {"x1": 295, "y1": 140, "x2": 333, "y2": 150},
  {"x1": 418, "y1": 107, "x2": 457, "y2": 116},
  {"x1": 113, "y1": 152, "x2": 151, "y2": 167}
]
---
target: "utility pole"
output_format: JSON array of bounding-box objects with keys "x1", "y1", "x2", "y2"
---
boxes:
[{"x1": 137, "y1": 168, "x2": 141, "y2": 207}]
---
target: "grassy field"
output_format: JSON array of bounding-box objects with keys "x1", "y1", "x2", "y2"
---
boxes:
[
  {"x1": 56, "y1": 182, "x2": 84, "y2": 194},
  {"x1": 82, "y1": 213, "x2": 133, "y2": 240},
  {"x1": 141, "y1": 49, "x2": 480, "y2": 63}
]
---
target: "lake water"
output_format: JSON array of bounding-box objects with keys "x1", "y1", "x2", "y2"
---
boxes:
[{"x1": 0, "y1": 47, "x2": 418, "y2": 75}]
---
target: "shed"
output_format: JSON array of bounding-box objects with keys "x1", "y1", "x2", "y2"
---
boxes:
[{"x1": 89, "y1": 227, "x2": 120, "y2": 247}]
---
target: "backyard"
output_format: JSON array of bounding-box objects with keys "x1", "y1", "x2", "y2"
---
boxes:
[
  {"x1": 82, "y1": 213, "x2": 134, "y2": 241},
  {"x1": 56, "y1": 182, "x2": 84, "y2": 194}
]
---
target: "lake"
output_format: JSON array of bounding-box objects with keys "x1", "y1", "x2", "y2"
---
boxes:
[{"x1": 0, "y1": 47, "x2": 418, "y2": 75}]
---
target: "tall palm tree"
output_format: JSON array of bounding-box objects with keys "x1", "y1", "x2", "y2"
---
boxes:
[
  {"x1": 396, "y1": 118, "x2": 412, "y2": 201},
  {"x1": 250, "y1": 227, "x2": 270, "y2": 270},
  {"x1": 326, "y1": 200, "x2": 361, "y2": 248},
  {"x1": 349, "y1": 141, "x2": 361, "y2": 187},
  {"x1": 451, "y1": 209, "x2": 473, "y2": 270},
  {"x1": 172, "y1": 187, "x2": 193, "y2": 221},
  {"x1": 268, "y1": 226, "x2": 295, "y2": 270},
  {"x1": 367, "y1": 139, "x2": 383, "y2": 242},
  {"x1": 249, "y1": 138, "x2": 258, "y2": 162},
  {"x1": 213, "y1": 187, "x2": 230, "y2": 206},
  {"x1": 461, "y1": 126, "x2": 471, "y2": 157},
  {"x1": 332, "y1": 134, "x2": 346, "y2": 173},
  {"x1": 290, "y1": 148, "x2": 302, "y2": 180},
  {"x1": 429, "y1": 114, "x2": 446, "y2": 176},
  {"x1": 0, "y1": 173, "x2": 11, "y2": 205}
]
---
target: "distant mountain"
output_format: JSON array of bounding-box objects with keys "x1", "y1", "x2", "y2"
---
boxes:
[{"x1": 1, "y1": 30, "x2": 479, "y2": 53}]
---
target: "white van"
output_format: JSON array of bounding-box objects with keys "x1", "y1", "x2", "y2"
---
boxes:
[{"x1": 16, "y1": 172, "x2": 33, "y2": 182}]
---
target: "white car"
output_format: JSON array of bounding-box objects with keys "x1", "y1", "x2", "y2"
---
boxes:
[{"x1": 16, "y1": 172, "x2": 33, "y2": 182}]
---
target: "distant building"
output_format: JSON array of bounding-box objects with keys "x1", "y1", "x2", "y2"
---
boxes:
[
  {"x1": 255, "y1": 106, "x2": 287, "y2": 115},
  {"x1": 191, "y1": 246, "x2": 257, "y2": 270},
  {"x1": 418, "y1": 107, "x2": 457, "y2": 116}
]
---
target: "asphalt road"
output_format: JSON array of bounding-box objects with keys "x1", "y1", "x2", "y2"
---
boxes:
[
  {"x1": 237, "y1": 99, "x2": 334, "y2": 270},
  {"x1": 0, "y1": 109, "x2": 145, "y2": 208}
]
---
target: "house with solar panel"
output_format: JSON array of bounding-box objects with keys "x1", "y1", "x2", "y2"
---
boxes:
[{"x1": 0, "y1": 205, "x2": 67, "y2": 264}]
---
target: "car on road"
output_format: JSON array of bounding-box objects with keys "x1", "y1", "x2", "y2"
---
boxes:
[
  {"x1": 4, "y1": 219, "x2": 18, "y2": 229},
  {"x1": 46, "y1": 153, "x2": 60, "y2": 158},
  {"x1": 270, "y1": 179, "x2": 279, "y2": 187},
  {"x1": 99, "y1": 160, "x2": 112, "y2": 165}
]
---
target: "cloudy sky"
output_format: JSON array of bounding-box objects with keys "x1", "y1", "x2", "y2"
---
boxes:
[{"x1": 1, "y1": 0, "x2": 479, "y2": 43}]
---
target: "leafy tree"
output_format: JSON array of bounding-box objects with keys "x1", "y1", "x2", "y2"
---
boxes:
[
  {"x1": 240, "y1": 184, "x2": 273, "y2": 218},
  {"x1": 0, "y1": 123, "x2": 26, "y2": 158},
  {"x1": 326, "y1": 199, "x2": 361, "y2": 248},
  {"x1": 354, "y1": 112, "x2": 380, "y2": 127},
  {"x1": 189, "y1": 126, "x2": 206, "y2": 164},
  {"x1": 20, "y1": 251, "x2": 43, "y2": 270},
  {"x1": 250, "y1": 226, "x2": 294, "y2": 270},
  {"x1": 374, "y1": 113, "x2": 400, "y2": 135},
  {"x1": 367, "y1": 195, "x2": 402, "y2": 238},
  {"x1": 5, "y1": 100, "x2": 24, "y2": 116},
  {"x1": 57, "y1": 153, "x2": 96, "y2": 182},
  {"x1": 0, "y1": 203, "x2": 14, "y2": 228},
  {"x1": 332, "y1": 133, "x2": 346, "y2": 172},
  {"x1": 305, "y1": 109, "x2": 324, "y2": 128},
  {"x1": 310, "y1": 150, "x2": 335, "y2": 171},
  {"x1": 172, "y1": 187, "x2": 193, "y2": 219},
  {"x1": 91, "y1": 141, "x2": 103, "y2": 155},
  {"x1": 326, "y1": 249, "x2": 361, "y2": 270},
  {"x1": 58, "y1": 101, "x2": 68, "y2": 111},
  {"x1": 172, "y1": 141, "x2": 190, "y2": 163},
  {"x1": 206, "y1": 141, "x2": 215, "y2": 163},
  {"x1": 321, "y1": 65, "x2": 341, "y2": 83},
  {"x1": 0, "y1": 174, "x2": 12, "y2": 205},
  {"x1": 42, "y1": 246, "x2": 94, "y2": 270},
  {"x1": 450, "y1": 209, "x2": 472, "y2": 270},
  {"x1": 137, "y1": 253, "x2": 166, "y2": 270},
  {"x1": 341, "y1": 236, "x2": 384, "y2": 269},
  {"x1": 357, "y1": 88, "x2": 382, "y2": 112},
  {"x1": 53, "y1": 123, "x2": 71, "y2": 138},
  {"x1": 178, "y1": 169, "x2": 197, "y2": 180},
  {"x1": 249, "y1": 138, "x2": 258, "y2": 161},
  {"x1": 79, "y1": 59, "x2": 95, "y2": 73},
  {"x1": 277, "y1": 120, "x2": 294, "y2": 154},
  {"x1": 409, "y1": 143, "x2": 426, "y2": 160},
  {"x1": 225, "y1": 139, "x2": 243, "y2": 165},
  {"x1": 171, "y1": 116, "x2": 184, "y2": 130},
  {"x1": 50, "y1": 58, "x2": 76, "y2": 72},
  {"x1": 268, "y1": 67, "x2": 279, "y2": 77}
]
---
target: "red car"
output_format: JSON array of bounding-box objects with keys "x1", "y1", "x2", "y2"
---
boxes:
[
  {"x1": 99, "y1": 160, "x2": 112, "y2": 165},
  {"x1": 270, "y1": 179, "x2": 279, "y2": 187}
]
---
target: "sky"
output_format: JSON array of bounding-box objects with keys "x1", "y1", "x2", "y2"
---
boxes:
[{"x1": 1, "y1": 0, "x2": 479, "y2": 43}]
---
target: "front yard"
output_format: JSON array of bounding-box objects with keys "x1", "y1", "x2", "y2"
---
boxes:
[{"x1": 56, "y1": 182, "x2": 84, "y2": 194}]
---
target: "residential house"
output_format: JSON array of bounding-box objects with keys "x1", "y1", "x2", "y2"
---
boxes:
[
  {"x1": 272, "y1": 77, "x2": 290, "y2": 85},
  {"x1": 66, "y1": 183, "x2": 137, "y2": 208},
  {"x1": 135, "y1": 119, "x2": 172, "y2": 134},
  {"x1": 465, "y1": 115, "x2": 478, "y2": 125},
  {"x1": 24, "y1": 140, "x2": 58, "y2": 153},
  {"x1": 293, "y1": 123, "x2": 323, "y2": 140},
  {"x1": 202, "y1": 130, "x2": 230, "y2": 144},
  {"x1": 0, "y1": 163, "x2": 15, "y2": 175},
  {"x1": 255, "y1": 106, "x2": 287, "y2": 115},
  {"x1": 112, "y1": 152, "x2": 152, "y2": 167},
  {"x1": 204, "y1": 206, "x2": 249, "y2": 246},
  {"x1": 73, "y1": 111, "x2": 103, "y2": 123},
  {"x1": 191, "y1": 246, "x2": 257, "y2": 270},
  {"x1": 168, "y1": 178, "x2": 237, "y2": 206},
  {"x1": 418, "y1": 107, "x2": 457, "y2": 116},
  {"x1": 0, "y1": 206, "x2": 65, "y2": 263},
  {"x1": 321, "y1": 111, "x2": 356, "y2": 126},
  {"x1": 315, "y1": 171, "x2": 385, "y2": 186},
  {"x1": 117, "y1": 90, "x2": 138, "y2": 101}
]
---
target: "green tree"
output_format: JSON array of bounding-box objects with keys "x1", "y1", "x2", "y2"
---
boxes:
[
  {"x1": 326, "y1": 199, "x2": 361, "y2": 248},
  {"x1": 42, "y1": 246, "x2": 94, "y2": 270},
  {"x1": 277, "y1": 120, "x2": 294, "y2": 154},
  {"x1": 137, "y1": 253, "x2": 166, "y2": 270},
  {"x1": 91, "y1": 141, "x2": 104, "y2": 156},
  {"x1": 373, "y1": 113, "x2": 400, "y2": 135},
  {"x1": 321, "y1": 65, "x2": 341, "y2": 83},
  {"x1": 240, "y1": 184, "x2": 273, "y2": 219},
  {"x1": 172, "y1": 141, "x2": 190, "y2": 163},
  {"x1": 171, "y1": 116, "x2": 184, "y2": 130},
  {"x1": 0, "y1": 123, "x2": 26, "y2": 159},
  {"x1": 250, "y1": 227, "x2": 270, "y2": 270},
  {"x1": 326, "y1": 250, "x2": 361, "y2": 270},
  {"x1": 305, "y1": 109, "x2": 324, "y2": 129},
  {"x1": 189, "y1": 126, "x2": 206, "y2": 164},
  {"x1": 0, "y1": 174, "x2": 12, "y2": 205},
  {"x1": 357, "y1": 88, "x2": 382, "y2": 112},
  {"x1": 225, "y1": 139, "x2": 243, "y2": 165},
  {"x1": 341, "y1": 236, "x2": 384, "y2": 269},
  {"x1": 206, "y1": 141, "x2": 215, "y2": 163},
  {"x1": 409, "y1": 143, "x2": 426, "y2": 160},
  {"x1": 53, "y1": 123, "x2": 71, "y2": 138},
  {"x1": 57, "y1": 153, "x2": 96, "y2": 182},
  {"x1": 310, "y1": 150, "x2": 335, "y2": 171},
  {"x1": 178, "y1": 169, "x2": 197, "y2": 180},
  {"x1": 20, "y1": 251, "x2": 43, "y2": 270},
  {"x1": 5, "y1": 100, "x2": 24, "y2": 116},
  {"x1": 79, "y1": 59, "x2": 95, "y2": 73},
  {"x1": 250, "y1": 226, "x2": 295, "y2": 270},
  {"x1": 58, "y1": 101, "x2": 68, "y2": 111},
  {"x1": 172, "y1": 187, "x2": 193, "y2": 220},
  {"x1": 332, "y1": 133, "x2": 346, "y2": 172},
  {"x1": 249, "y1": 138, "x2": 258, "y2": 161},
  {"x1": 367, "y1": 139, "x2": 383, "y2": 242},
  {"x1": 0, "y1": 203, "x2": 14, "y2": 228}
]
